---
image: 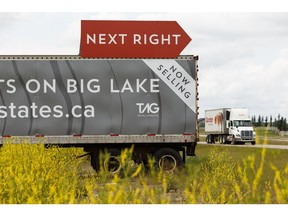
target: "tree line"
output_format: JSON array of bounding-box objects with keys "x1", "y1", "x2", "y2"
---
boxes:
[{"x1": 251, "y1": 114, "x2": 287, "y2": 131}]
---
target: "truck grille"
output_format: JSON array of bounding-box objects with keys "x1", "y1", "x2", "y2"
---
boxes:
[{"x1": 241, "y1": 131, "x2": 253, "y2": 140}]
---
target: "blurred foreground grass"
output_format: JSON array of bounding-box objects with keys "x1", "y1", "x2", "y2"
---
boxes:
[{"x1": 1, "y1": 139, "x2": 288, "y2": 204}]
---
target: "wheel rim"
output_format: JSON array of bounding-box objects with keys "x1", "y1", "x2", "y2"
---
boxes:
[
  {"x1": 103, "y1": 156, "x2": 121, "y2": 174},
  {"x1": 158, "y1": 155, "x2": 177, "y2": 172}
]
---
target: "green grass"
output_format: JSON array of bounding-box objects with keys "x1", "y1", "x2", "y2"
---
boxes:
[
  {"x1": 188, "y1": 144, "x2": 288, "y2": 203},
  {"x1": 255, "y1": 127, "x2": 279, "y2": 137},
  {"x1": 192, "y1": 144, "x2": 288, "y2": 183},
  {"x1": 255, "y1": 127, "x2": 288, "y2": 145},
  {"x1": 199, "y1": 127, "x2": 288, "y2": 145}
]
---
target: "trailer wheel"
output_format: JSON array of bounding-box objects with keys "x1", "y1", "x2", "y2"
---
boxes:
[
  {"x1": 220, "y1": 135, "x2": 223, "y2": 144},
  {"x1": 90, "y1": 148, "x2": 122, "y2": 174},
  {"x1": 153, "y1": 148, "x2": 183, "y2": 172}
]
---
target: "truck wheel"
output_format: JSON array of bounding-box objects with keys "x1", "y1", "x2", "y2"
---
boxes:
[
  {"x1": 90, "y1": 148, "x2": 122, "y2": 174},
  {"x1": 231, "y1": 136, "x2": 236, "y2": 145},
  {"x1": 153, "y1": 148, "x2": 183, "y2": 172},
  {"x1": 223, "y1": 136, "x2": 228, "y2": 144},
  {"x1": 211, "y1": 135, "x2": 215, "y2": 143},
  {"x1": 251, "y1": 141, "x2": 256, "y2": 145}
]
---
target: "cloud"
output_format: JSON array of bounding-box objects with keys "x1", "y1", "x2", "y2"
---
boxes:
[
  {"x1": 0, "y1": 13, "x2": 131, "y2": 54},
  {"x1": 0, "y1": 12, "x2": 288, "y2": 119},
  {"x1": 199, "y1": 47, "x2": 288, "y2": 118},
  {"x1": 0, "y1": 13, "x2": 30, "y2": 27}
]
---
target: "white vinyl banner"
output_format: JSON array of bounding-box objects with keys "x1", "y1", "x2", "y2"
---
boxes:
[{"x1": 143, "y1": 59, "x2": 195, "y2": 112}]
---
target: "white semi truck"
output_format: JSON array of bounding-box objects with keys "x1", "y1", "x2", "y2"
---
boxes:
[{"x1": 205, "y1": 108, "x2": 255, "y2": 145}]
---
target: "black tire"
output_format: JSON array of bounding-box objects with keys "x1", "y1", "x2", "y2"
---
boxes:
[
  {"x1": 206, "y1": 135, "x2": 211, "y2": 144},
  {"x1": 220, "y1": 135, "x2": 223, "y2": 144},
  {"x1": 251, "y1": 141, "x2": 256, "y2": 145},
  {"x1": 90, "y1": 148, "x2": 121, "y2": 174},
  {"x1": 231, "y1": 136, "x2": 236, "y2": 145},
  {"x1": 211, "y1": 135, "x2": 215, "y2": 143},
  {"x1": 224, "y1": 136, "x2": 229, "y2": 144},
  {"x1": 153, "y1": 148, "x2": 183, "y2": 172}
]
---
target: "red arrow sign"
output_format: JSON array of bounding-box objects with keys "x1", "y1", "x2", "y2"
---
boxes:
[{"x1": 80, "y1": 20, "x2": 191, "y2": 58}]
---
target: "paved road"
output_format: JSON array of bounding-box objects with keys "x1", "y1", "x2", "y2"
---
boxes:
[{"x1": 198, "y1": 142, "x2": 288, "y2": 150}]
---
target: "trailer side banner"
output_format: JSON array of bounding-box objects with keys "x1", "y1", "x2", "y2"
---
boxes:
[{"x1": 0, "y1": 57, "x2": 197, "y2": 136}]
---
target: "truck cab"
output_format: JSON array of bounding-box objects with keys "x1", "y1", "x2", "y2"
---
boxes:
[{"x1": 226, "y1": 109, "x2": 256, "y2": 145}]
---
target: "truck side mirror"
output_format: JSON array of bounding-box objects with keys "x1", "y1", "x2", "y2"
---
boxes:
[{"x1": 226, "y1": 121, "x2": 230, "y2": 128}]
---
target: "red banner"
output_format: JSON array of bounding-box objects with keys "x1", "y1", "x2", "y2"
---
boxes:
[{"x1": 80, "y1": 20, "x2": 191, "y2": 58}]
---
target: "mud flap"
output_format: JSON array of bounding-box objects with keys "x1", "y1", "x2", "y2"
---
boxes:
[{"x1": 187, "y1": 143, "x2": 196, "y2": 156}]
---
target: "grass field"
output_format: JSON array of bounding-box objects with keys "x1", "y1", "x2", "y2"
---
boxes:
[
  {"x1": 1, "y1": 138, "x2": 288, "y2": 204},
  {"x1": 192, "y1": 145, "x2": 288, "y2": 183},
  {"x1": 199, "y1": 127, "x2": 288, "y2": 145},
  {"x1": 255, "y1": 127, "x2": 288, "y2": 145}
]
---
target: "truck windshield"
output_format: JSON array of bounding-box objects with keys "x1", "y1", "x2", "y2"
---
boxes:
[{"x1": 233, "y1": 120, "x2": 252, "y2": 127}]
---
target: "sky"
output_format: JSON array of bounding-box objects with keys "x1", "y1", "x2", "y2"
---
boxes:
[
  {"x1": 1, "y1": 3, "x2": 288, "y2": 120},
  {"x1": 1, "y1": 1, "x2": 287, "y2": 215}
]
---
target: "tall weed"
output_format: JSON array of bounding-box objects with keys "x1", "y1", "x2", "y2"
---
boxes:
[
  {"x1": 1, "y1": 135, "x2": 288, "y2": 204},
  {"x1": 0, "y1": 141, "x2": 83, "y2": 204}
]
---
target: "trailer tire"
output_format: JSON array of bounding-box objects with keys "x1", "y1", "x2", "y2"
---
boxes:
[
  {"x1": 220, "y1": 135, "x2": 224, "y2": 144},
  {"x1": 211, "y1": 135, "x2": 215, "y2": 143},
  {"x1": 206, "y1": 135, "x2": 211, "y2": 144},
  {"x1": 153, "y1": 148, "x2": 183, "y2": 172},
  {"x1": 90, "y1": 148, "x2": 122, "y2": 174}
]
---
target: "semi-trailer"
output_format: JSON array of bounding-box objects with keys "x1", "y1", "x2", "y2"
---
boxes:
[
  {"x1": 0, "y1": 55, "x2": 199, "y2": 173},
  {"x1": 205, "y1": 108, "x2": 255, "y2": 145}
]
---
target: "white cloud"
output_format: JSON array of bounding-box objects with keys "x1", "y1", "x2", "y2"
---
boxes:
[
  {"x1": 199, "y1": 47, "x2": 288, "y2": 118},
  {"x1": 0, "y1": 12, "x2": 288, "y2": 119}
]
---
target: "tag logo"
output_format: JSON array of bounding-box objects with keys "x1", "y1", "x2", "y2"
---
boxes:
[{"x1": 136, "y1": 103, "x2": 159, "y2": 117}]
